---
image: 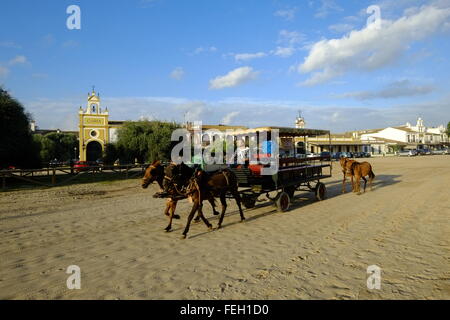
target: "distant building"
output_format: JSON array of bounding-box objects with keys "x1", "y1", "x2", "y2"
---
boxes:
[
  {"x1": 78, "y1": 89, "x2": 125, "y2": 161},
  {"x1": 307, "y1": 117, "x2": 449, "y2": 155}
]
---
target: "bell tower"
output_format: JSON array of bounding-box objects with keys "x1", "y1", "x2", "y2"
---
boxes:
[
  {"x1": 295, "y1": 110, "x2": 306, "y2": 129},
  {"x1": 78, "y1": 87, "x2": 109, "y2": 162}
]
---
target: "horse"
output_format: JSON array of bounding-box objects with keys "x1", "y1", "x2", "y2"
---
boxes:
[
  {"x1": 350, "y1": 161, "x2": 375, "y2": 195},
  {"x1": 339, "y1": 157, "x2": 357, "y2": 193},
  {"x1": 142, "y1": 160, "x2": 181, "y2": 220},
  {"x1": 181, "y1": 168, "x2": 245, "y2": 239},
  {"x1": 142, "y1": 161, "x2": 218, "y2": 224},
  {"x1": 162, "y1": 163, "x2": 219, "y2": 233}
]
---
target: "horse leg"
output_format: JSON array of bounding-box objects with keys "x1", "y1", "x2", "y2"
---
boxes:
[
  {"x1": 351, "y1": 175, "x2": 355, "y2": 192},
  {"x1": 217, "y1": 193, "x2": 227, "y2": 229},
  {"x1": 208, "y1": 198, "x2": 219, "y2": 216},
  {"x1": 165, "y1": 200, "x2": 178, "y2": 232},
  {"x1": 164, "y1": 199, "x2": 171, "y2": 217},
  {"x1": 342, "y1": 173, "x2": 347, "y2": 193},
  {"x1": 181, "y1": 201, "x2": 200, "y2": 239},
  {"x1": 362, "y1": 176, "x2": 367, "y2": 193},
  {"x1": 197, "y1": 201, "x2": 213, "y2": 230},
  {"x1": 232, "y1": 189, "x2": 245, "y2": 222},
  {"x1": 369, "y1": 171, "x2": 375, "y2": 191},
  {"x1": 355, "y1": 175, "x2": 361, "y2": 195}
]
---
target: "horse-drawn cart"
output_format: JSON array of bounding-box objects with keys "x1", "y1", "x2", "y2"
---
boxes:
[{"x1": 229, "y1": 127, "x2": 332, "y2": 212}]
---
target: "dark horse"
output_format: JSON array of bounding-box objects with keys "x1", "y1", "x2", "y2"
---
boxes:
[
  {"x1": 181, "y1": 168, "x2": 245, "y2": 239},
  {"x1": 141, "y1": 161, "x2": 219, "y2": 224}
]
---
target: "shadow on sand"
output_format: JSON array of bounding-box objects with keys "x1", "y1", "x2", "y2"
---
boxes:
[{"x1": 183, "y1": 174, "x2": 402, "y2": 239}]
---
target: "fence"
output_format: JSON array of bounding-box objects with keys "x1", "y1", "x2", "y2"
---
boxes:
[{"x1": 0, "y1": 164, "x2": 149, "y2": 190}]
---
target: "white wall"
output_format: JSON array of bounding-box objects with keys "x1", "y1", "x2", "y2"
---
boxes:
[
  {"x1": 109, "y1": 127, "x2": 119, "y2": 143},
  {"x1": 360, "y1": 127, "x2": 407, "y2": 142}
]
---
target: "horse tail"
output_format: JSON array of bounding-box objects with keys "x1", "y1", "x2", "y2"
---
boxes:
[{"x1": 369, "y1": 168, "x2": 375, "y2": 180}]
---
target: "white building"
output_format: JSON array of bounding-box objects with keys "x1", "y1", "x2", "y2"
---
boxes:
[
  {"x1": 307, "y1": 117, "x2": 448, "y2": 155},
  {"x1": 357, "y1": 117, "x2": 448, "y2": 153}
]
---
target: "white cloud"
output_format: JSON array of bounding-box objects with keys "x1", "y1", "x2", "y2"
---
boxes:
[
  {"x1": 328, "y1": 23, "x2": 354, "y2": 33},
  {"x1": 192, "y1": 46, "x2": 217, "y2": 55},
  {"x1": 0, "y1": 66, "x2": 9, "y2": 77},
  {"x1": 9, "y1": 55, "x2": 27, "y2": 66},
  {"x1": 299, "y1": 5, "x2": 450, "y2": 86},
  {"x1": 273, "y1": 47, "x2": 295, "y2": 58},
  {"x1": 234, "y1": 52, "x2": 267, "y2": 61},
  {"x1": 170, "y1": 67, "x2": 185, "y2": 80},
  {"x1": 23, "y1": 94, "x2": 450, "y2": 133},
  {"x1": 337, "y1": 80, "x2": 435, "y2": 100},
  {"x1": 0, "y1": 41, "x2": 21, "y2": 49},
  {"x1": 271, "y1": 30, "x2": 305, "y2": 58},
  {"x1": 314, "y1": 0, "x2": 343, "y2": 18},
  {"x1": 209, "y1": 67, "x2": 259, "y2": 90},
  {"x1": 278, "y1": 30, "x2": 304, "y2": 46},
  {"x1": 274, "y1": 7, "x2": 297, "y2": 21},
  {"x1": 221, "y1": 111, "x2": 240, "y2": 125}
]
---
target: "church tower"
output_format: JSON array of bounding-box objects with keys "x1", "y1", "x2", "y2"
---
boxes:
[
  {"x1": 295, "y1": 110, "x2": 306, "y2": 129},
  {"x1": 78, "y1": 87, "x2": 109, "y2": 162}
]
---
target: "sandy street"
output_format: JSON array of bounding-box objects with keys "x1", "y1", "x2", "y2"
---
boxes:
[{"x1": 0, "y1": 156, "x2": 449, "y2": 300}]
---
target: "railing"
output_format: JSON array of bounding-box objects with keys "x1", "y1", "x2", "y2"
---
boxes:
[{"x1": 0, "y1": 164, "x2": 149, "y2": 190}]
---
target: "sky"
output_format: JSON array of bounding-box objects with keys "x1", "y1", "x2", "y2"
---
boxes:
[{"x1": 1, "y1": 0, "x2": 450, "y2": 132}]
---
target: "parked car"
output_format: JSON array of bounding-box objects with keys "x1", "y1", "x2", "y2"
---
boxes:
[
  {"x1": 353, "y1": 152, "x2": 366, "y2": 158},
  {"x1": 398, "y1": 150, "x2": 417, "y2": 157},
  {"x1": 341, "y1": 152, "x2": 353, "y2": 158},
  {"x1": 320, "y1": 151, "x2": 331, "y2": 160},
  {"x1": 306, "y1": 153, "x2": 321, "y2": 158},
  {"x1": 431, "y1": 149, "x2": 448, "y2": 155},
  {"x1": 362, "y1": 152, "x2": 371, "y2": 158},
  {"x1": 49, "y1": 159, "x2": 62, "y2": 167},
  {"x1": 74, "y1": 161, "x2": 89, "y2": 172},
  {"x1": 416, "y1": 148, "x2": 431, "y2": 155}
]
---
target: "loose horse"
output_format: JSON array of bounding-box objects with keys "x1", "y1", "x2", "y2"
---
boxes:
[
  {"x1": 350, "y1": 161, "x2": 375, "y2": 194},
  {"x1": 181, "y1": 168, "x2": 245, "y2": 239},
  {"x1": 340, "y1": 157, "x2": 357, "y2": 193}
]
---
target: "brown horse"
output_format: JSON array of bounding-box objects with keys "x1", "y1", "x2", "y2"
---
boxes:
[
  {"x1": 350, "y1": 161, "x2": 375, "y2": 194},
  {"x1": 340, "y1": 157, "x2": 357, "y2": 193},
  {"x1": 142, "y1": 161, "x2": 180, "y2": 220},
  {"x1": 161, "y1": 163, "x2": 219, "y2": 233},
  {"x1": 142, "y1": 161, "x2": 218, "y2": 223},
  {"x1": 181, "y1": 169, "x2": 245, "y2": 239}
]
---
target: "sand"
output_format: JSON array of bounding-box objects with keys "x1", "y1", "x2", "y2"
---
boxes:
[{"x1": 0, "y1": 156, "x2": 449, "y2": 300}]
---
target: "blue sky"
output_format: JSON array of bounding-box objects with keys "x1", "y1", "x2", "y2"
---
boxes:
[{"x1": 1, "y1": 0, "x2": 450, "y2": 132}]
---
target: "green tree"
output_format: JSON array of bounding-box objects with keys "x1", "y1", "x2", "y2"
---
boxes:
[
  {"x1": 115, "y1": 120, "x2": 180, "y2": 163},
  {"x1": 103, "y1": 143, "x2": 120, "y2": 165},
  {"x1": 33, "y1": 132, "x2": 78, "y2": 164},
  {"x1": 447, "y1": 121, "x2": 450, "y2": 136},
  {"x1": 0, "y1": 87, "x2": 41, "y2": 168}
]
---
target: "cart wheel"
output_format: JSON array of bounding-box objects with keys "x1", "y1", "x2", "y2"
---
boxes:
[
  {"x1": 242, "y1": 197, "x2": 256, "y2": 209},
  {"x1": 284, "y1": 186, "x2": 296, "y2": 199},
  {"x1": 315, "y1": 182, "x2": 326, "y2": 201},
  {"x1": 276, "y1": 192, "x2": 290, "y2": 212}
]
